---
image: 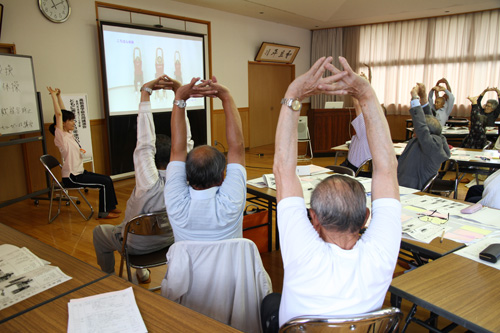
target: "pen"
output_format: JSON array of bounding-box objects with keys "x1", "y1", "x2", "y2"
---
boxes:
[{"x1": 440, "y1": 230, "x2": 445, "y2": 243}]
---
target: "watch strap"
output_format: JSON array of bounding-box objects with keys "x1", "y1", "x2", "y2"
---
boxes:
[
  {"x1": 140, "y1": 86, "x2": 153, "y2": 95},
  {"x1": 174, "y1": 100, "x2": 187, "y2": 108}
]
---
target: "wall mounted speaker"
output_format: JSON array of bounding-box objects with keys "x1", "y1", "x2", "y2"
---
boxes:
[{"x1": 297, "y1": 116, "x2": 309, "y2": 140}]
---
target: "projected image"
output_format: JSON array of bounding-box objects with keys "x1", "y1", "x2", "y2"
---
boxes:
[{"x1": 101, "y1": 23, "x2": 205, "y2": 115}]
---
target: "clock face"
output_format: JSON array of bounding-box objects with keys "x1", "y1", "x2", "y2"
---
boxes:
[{"x1": 38, "y1": 0, "x2": 71, "y2": 23}]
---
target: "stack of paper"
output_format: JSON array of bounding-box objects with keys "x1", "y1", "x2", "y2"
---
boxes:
[{"x1": 0, "y1": 244, "x2": 72, "y2": 310}]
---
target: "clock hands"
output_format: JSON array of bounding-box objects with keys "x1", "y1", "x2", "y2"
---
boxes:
[{"x1": 51, "y1": 0, "x2": 64, "y2": 9}]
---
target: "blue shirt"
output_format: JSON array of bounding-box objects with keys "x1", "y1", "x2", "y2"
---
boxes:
[{"x1": 164, "y1": 161, "x2": 247, "y2": 242}]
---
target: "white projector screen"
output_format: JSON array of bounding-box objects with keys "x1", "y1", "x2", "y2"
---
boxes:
[{"x1": 100, "y1": 22, "x2": 205, "y2": 116}]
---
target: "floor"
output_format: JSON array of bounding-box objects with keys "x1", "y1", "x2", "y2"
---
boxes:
[{"x1": 0, "y1": 144, "x2": 475, "y2": 332}]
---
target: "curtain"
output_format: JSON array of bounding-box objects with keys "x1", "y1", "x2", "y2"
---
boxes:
[{"x1": 312, "y1": 10, "x2": 500, "y2": 116}]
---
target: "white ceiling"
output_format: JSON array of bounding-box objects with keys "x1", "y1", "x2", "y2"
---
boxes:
[{"x1": 172, "y1": 0, "x2": 500, "y2": 30}]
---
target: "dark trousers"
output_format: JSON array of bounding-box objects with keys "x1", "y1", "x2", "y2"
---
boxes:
[
  {"x1": 465, "y1": 185, "x2": 484, "y2": 203},
  {"x1": 63, "y1": 170, "x2": 118, "y2": 215},
  {"x1": 261, "y1": 293, "x2": 281, "y2": 333}
]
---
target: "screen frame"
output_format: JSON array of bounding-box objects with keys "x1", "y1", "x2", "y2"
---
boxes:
[
  {"x1": 98, "y1": 20, "x2": 206, "y2": 116},
  {"x1": 97, "y1": 20, "x2": 209, "y2": 176}
]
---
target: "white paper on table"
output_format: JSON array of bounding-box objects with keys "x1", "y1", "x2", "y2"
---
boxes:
[
  {"x1": 401, "y1": 219, "x2": 449, "y2": 243},
  {"x1": 455, "y1": 237, "x2": 500, "y2": 270},
  {"x1": 0, "y1": 266, "x2": 72, "y2": 311},
  {"x1": 457, "y1": 207, "x2": 500, "y2": 229},
  {"x1": 67, "y1": 287, "x2": 147, "y2": 333},
  {"x1": 247, "y1": 177, "x2": 267, "y2": 188},
  {"x1": 400, "y1": 195, "x2": 469, "y2": 215}
]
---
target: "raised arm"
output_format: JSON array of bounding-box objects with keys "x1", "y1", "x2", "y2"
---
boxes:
[
  {"x1": 328, "y1": 57, "x2": 399, "y2": 201},
  {"x1": 134, "y1": 76, "x2": 174, "y2": 190},
  {"x1": 208, "y1": 77, "x2": 244, "y2": 166},
  {"x1": 274, "y1": 57, "x2": 346, "y2": 202},
  {"x1": 436, "y1": 78, "x2": 452, "y2": 92},
  {"x1": 47, "y1": 86, "x2": 63, "y2": 131},
  {"x1": 170, "y1": 78, "x2": 216, "y2": 162}
]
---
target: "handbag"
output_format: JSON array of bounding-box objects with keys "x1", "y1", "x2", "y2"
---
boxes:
[{"x1": 243, "y1": 204, "x2": 269, "y2": 253}]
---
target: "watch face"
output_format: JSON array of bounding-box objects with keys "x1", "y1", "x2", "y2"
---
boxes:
[
  {"x1": 175, "y1": 100, "x2": 186, "y2": 108},
  {"x1": 291, "y1": 99, "x2": 302, "y2": 111},
  {"x1": 39, "y1": 0, "x2": 71, "y2": 23}
]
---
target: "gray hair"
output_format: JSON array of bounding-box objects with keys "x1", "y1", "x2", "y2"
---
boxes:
[
  {"x1": 186, "y1": 145, "x2": 226, "y2": 189},
  {"x1": 425, "y1": 115, "x2": 442, "y2": 135},
  {"x1": 310, "y1": 175, "x2": 367, "y2": 233},
  {"x1": 487, "y1": 99, "x2": 499, "y2": 108}
]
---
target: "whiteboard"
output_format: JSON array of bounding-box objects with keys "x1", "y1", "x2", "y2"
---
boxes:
[
  {"x1": 61, "y1": 94, "x2": 94, "y2": 163},
  {"x1": 0, "y1": 54, "x2": 41, "y2": 136}
]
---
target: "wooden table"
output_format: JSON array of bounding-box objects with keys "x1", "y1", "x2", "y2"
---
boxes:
[
  {"x1": 0, "y1": 275, "x2": 240, "y2": 332},
  {"x1": 390, "y1": 254, "x2": 500, "y2": 332},
  {"x1": 246, "y1": 184, "x2": 277, "y2": 251},
  {"x1": 0, "y1": 223, "x2": 107, "y2": 322}
]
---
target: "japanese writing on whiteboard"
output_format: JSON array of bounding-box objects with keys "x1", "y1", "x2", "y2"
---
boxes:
[{"x1": 0, "y1": 54, "x2": 40, "y2": 136}]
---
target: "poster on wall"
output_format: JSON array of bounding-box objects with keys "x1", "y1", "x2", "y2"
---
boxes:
[{"x1": 61, "y1": 94, "x2": 93, "y2": 165}]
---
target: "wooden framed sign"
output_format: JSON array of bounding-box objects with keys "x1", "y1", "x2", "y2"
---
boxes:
[{"x1": 255, "y1": 42, "x2": 299, "y2": 64}]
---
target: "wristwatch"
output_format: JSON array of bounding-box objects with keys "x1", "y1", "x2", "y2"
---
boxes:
[
  {"x1": 281, "y1": 98, "x2": 302, "y2": 112},
  {"x1": 140, "y1": 86, "x2": 153, "y2": 95},
  {"x1": 173, "y1": 100, "x2": 187, "y2": 108}
]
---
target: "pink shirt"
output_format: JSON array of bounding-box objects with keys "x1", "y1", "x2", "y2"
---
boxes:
[{"x1": 54, "y1": 128, "x2": 84, "y2": 178}]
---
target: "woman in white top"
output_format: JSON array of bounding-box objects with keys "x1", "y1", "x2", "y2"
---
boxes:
[{"x1": 47, "y1": 87, "x2": 120, "y2": 219}]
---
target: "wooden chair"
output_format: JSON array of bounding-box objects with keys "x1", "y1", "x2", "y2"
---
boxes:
[
  {"x1": 326, "y1": 165, "x2": 355, "y2": 177},
  {"x1": 39, "y1": 154, "x2": 94, "y2": 223},
  {"x1": 119, "y1": 211, "x2": 174, "y2": 291},
  {"x1": 279, "y1": 307, "x2": 402, "y2": 332}
]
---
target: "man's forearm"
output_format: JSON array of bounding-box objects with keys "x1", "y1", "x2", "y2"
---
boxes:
[
  {"x1": 170, "y1": 104, "x2": 188, "y2": 161},
  {"x1": 222, "y1": 95, "x2": 244, "y2": 152}
]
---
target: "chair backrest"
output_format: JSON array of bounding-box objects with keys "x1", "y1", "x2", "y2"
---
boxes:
[
  {"x1": 421, "y1": 172, "x2": 439, "y2": 192},
  {"x1": 326, "y1": 165, "x2": 355, "y2": 177},
  {"x1": 123, "y1": 211, "x2": 171, "y2": 237},
  {"x1": 40, "y1": 154, "x2": 62, "y2": 171},
  {"x1": 482, "y1": 140, "x2": 493, "y2": 150},
  {"x1": 161, "y1": 238, "x2": 273, "y2": 333},
  {"x1": 279, "y1": 307, "x2": 402, "y2": 333},
  {"x1": 355, "y1": 158, "x2": 372, "y2": 177}
]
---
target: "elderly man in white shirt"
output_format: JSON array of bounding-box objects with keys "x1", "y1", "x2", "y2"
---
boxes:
[{"x1": 261, "y1": 56, "x2": 401, "y2": 332}]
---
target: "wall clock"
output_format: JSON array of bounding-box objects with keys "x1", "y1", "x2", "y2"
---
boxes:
[{"x1": 38, "y1": 0, "x2": 71, "y2": 23}]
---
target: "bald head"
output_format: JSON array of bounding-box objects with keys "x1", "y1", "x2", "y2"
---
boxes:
[
  {"x1": 186, "y1": 145, "x2": 226, "y2": 189},
  {"x1": 310, "y1": 175, "x2": 367, "y2": 234}
]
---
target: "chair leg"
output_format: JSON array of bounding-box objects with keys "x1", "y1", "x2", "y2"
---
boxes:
[
  {"x1": 48, "y1": 184, "x2": 62, "y2": 224},
  {"x1": 61, "y1": 188, "x2": 94, "y2": 221},
  {"x1": 118, "y1": 256, "x2": 125, "y2": 278}
]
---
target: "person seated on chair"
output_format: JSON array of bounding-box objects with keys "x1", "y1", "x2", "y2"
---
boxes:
[
  {"x1": 477, "y1": 87, "x2": 500, "y2": 127},
  {"x1": 92, "y1": 76, "x2": 194, "y2": 282},
  {"x1": 340, "y1": 66, "x2": 372, "y2": 175},
  {"x1": 164, "y1": 77, "x2": 246, "y2": 242},
  {"x1": 428, "y1": 79, "x2": 455, "y2": 126},
  {"x1": 461, "y1": 95, "x2": 488, "y2": 149},
  {"x1": 464, "y1": 169, "x2": 500, "y2": 209},
  {"x1": 398, "y1": 84, "x2": 451, "y2": 190},
  {"x1": 47, "y1": 86, "x2": 120, "y2": 220},
  {"x1": 263, "y1": 56, "x2": 401, "y2": 331}
]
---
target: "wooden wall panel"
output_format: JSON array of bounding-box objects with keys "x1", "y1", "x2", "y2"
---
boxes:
[
  {"x1": 309, "y1": 108, "x2": 354, "y2": 154},
  {"x1": 211, "y1": 108, "x2": 249, "y2": 150},
  {"x1": 387, "y1": 114, "x2": 410, "y2": 142},
  {"x1": 1, "y1": 119, "x2": 109, "y2": 203},
  {"x1": 0, "y1": 137, "x2": 28, "y2": 201}
]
